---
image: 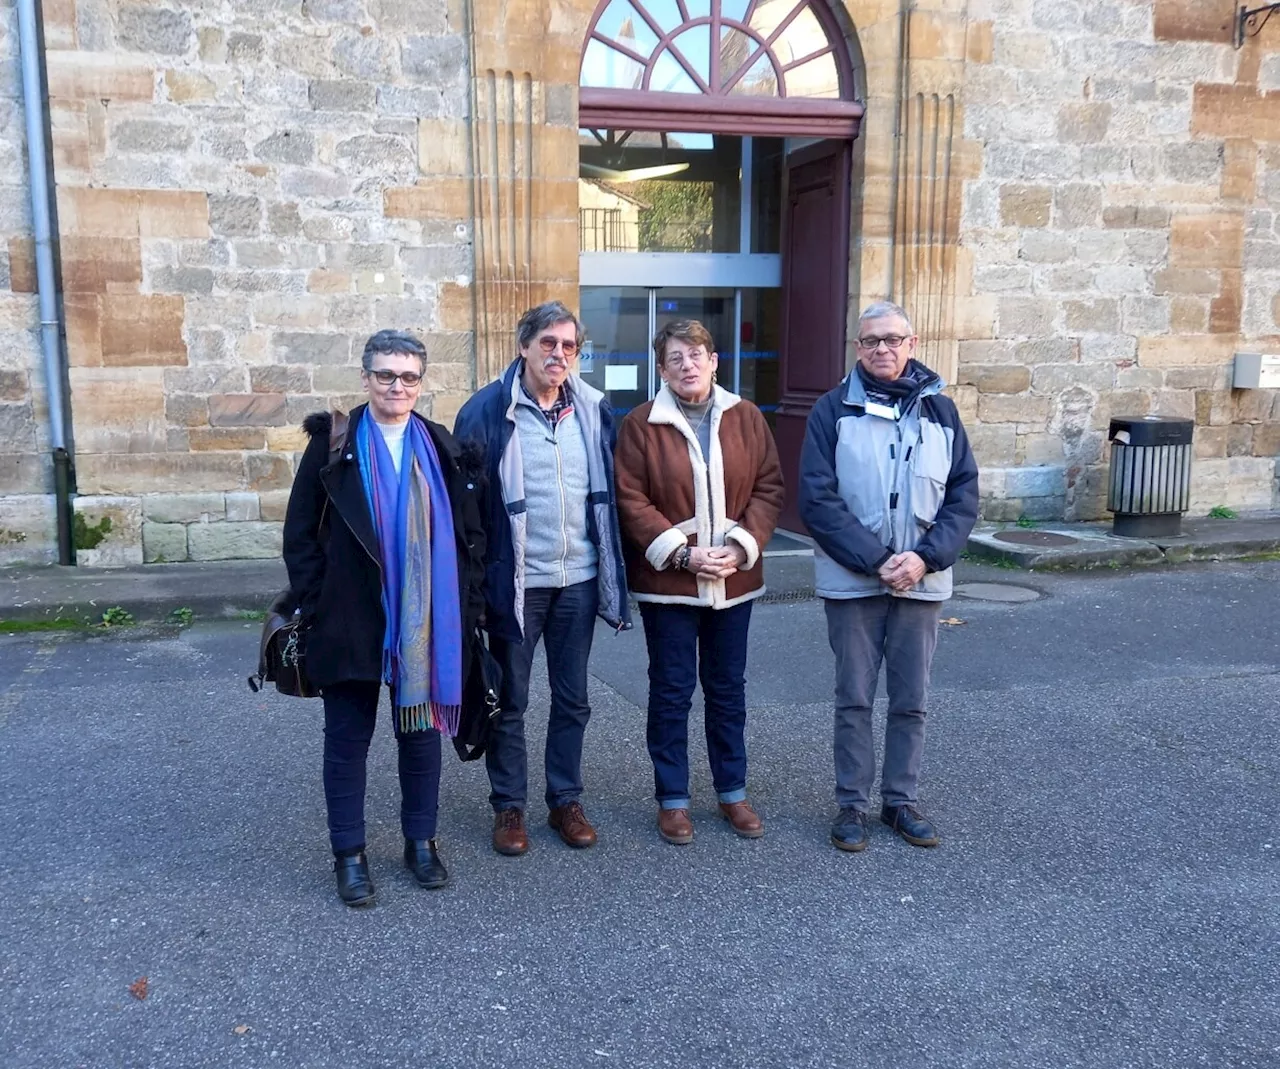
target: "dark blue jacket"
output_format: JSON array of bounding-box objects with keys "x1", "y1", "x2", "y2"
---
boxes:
[
  {"x1": 798, "y1": 361, "x2": 979, "y2": 600},
  {"x1": 453, "y1": 359, "x2": 631, "y2": 641}
]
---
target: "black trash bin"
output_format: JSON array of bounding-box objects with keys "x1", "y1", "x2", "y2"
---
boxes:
[{"x1": 1106, "y1": 416, "x2": 1194, "y2": 537}]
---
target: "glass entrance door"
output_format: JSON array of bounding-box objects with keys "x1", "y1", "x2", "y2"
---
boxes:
[{"x1": 580, "y1": 286, "x2": 780, "y2": 420}]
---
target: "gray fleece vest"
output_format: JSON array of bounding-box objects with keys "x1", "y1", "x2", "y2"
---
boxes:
[{"x1": 515, "y1": 399, "x2": 598, "y2": 589}]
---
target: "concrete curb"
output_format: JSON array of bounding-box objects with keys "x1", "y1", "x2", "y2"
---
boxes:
[{"x1": 966, "y1": 515, "x2": 1280, "y2": 571}]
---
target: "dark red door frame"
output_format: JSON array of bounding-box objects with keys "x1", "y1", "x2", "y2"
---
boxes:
[{"x1": 774, "y1": 138, "x2": 853, "y2": 533}]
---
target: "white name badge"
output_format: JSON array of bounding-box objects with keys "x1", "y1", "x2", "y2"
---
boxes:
[{"x1": 864, "y1": 401, "x2": 899, "y2": 420}]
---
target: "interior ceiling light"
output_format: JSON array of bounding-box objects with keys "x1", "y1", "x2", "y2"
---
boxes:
[{"x1": 579, "y1": 162, "x2": 691, "y2": 183}]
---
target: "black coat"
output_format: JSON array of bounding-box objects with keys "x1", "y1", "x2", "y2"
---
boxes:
[{"x1": 282, "y1": 404, "x2": 487, "y2": 690}]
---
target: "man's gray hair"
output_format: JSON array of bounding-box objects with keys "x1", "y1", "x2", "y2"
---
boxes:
[
  {"x1": 517, "y1": 300, "x2": 583, "y2": 350},
  {"x1": 361, "y1": 329, "x2": 427, "y2": 373},
  {"x1": 858, "y1": 301, "x2": 914, "y2": 335}
]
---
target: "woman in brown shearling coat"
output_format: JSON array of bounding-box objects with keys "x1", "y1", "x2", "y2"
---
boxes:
[{"x1": 614, "y1": 319, "x2": 784, "y2": 847}]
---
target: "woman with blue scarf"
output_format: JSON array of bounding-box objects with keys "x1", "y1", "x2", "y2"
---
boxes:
[{"x1": 284, "y1": 330, "x2": 487, "y2": 908}]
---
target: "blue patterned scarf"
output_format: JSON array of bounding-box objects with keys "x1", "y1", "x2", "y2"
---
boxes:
[{"x1": 355, "y1": 413, "x2": 463, "y2": 735}]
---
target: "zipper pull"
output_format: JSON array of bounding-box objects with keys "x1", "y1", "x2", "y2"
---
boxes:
[{"x1": 890, "y1": 492, "x2": 899, "y2": 510}]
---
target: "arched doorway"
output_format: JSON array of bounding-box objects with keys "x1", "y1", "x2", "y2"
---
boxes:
[{"x1": 576, "y1": 0, "x2": 864, "y2": 531}]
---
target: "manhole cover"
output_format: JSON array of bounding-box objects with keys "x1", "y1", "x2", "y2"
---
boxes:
[
  {"x1": 953, "y1": 582, "x2": 1042, "y2": 603},
  {"x1": 993, "y1": 530, "x2": 1079, "y2": 547}
]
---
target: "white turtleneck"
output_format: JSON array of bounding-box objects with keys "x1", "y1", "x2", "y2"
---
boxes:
[{"x1": 374, "y1": 417, "x2": 408, "y2": 475}]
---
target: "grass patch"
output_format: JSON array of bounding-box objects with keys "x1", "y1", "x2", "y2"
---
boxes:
[
  {"x1": 73, "y1": 513, "x2": 113, "y2": 550},
  {"x1": 0, "y1": 617, "x2": 88, "y2": 633},
  {"x1": 1015, "y1": 515, "x2": 1036, "y2": 529},
  {"x1": 235, "y1": 609, "x2": 266, "y2": 622},
  {"x1": 99, "y1": 606, "x2": 135, "y2": 627},
  {"x1": 1239, "y1": 551, "x2": 1280, "y2": 562},
  {"x1": 170, "y1": 607, "x2": 195, "y2": 627},
  {"x1": 1208, "y1": 505, "x2": 1238, "y2": 520}
]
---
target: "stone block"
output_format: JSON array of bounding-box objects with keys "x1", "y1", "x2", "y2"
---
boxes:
[
  {"x1": 225, "y1": 491, "x2": 261, "y2": 522},
  {"x1": 259, "y1": 490, "x2": 292, "y2": 522},
  {"x1": 1103, "y1": 206, "x2": 1170, "y2": 229},
  {"x1": 336, "y1": 134, "x2": 417, "y2": 177},
  {"x1": 1253, "y1": 424, "x2": 1280, "y2": 457},
  {"x1": 1226, "y1": 425, "x2": 1254, "y2": 457},
  {"x1": 1053, "y1": 183, "x2": 1102, "y2": 228},
  {"x1": 227, "y1": 33, "x2": 264, "y2": 63},
  {"x1": 1094, "y1": 266, "x2": 1149, "y2": 296},
  {"x1": 79, "y1": 453, "x2": 246, "y2": 495},
  {"x1": 1121, "y1": 297, "x2": 1172, "y2": 335},
  {"x1": 384, "y1": 178, "x2": 472, "y2": 222},
  {"x1": 356, "y1": 269, "x2": 404, "y2": 295},
  {"x1": 209, "y1": 393, "x2": 288, "y2": 427},
  {"x1": 997, "y1": 297, "x2": 1057, "y2": 336},
  {"x1": 1032, "y1": 364, "x2": 1115, "y2": 393},
  {"x1": 1064, "y1": 299, "x2": 1120, "y2": 334},
  {"x1": 142, "y1": 521, "x2": 188, "y2": 563},
  {"x1": 1057, "y1": 103, "x2": 1111, "y2": 143},
  {"x1": 273, "y1": 332, "x2": 352, "y2": 364},
  {"x1": 189, "y1": 428, "x2": 269, "y2": 451},
  {"x1": 1005, "y1": 465, "x2": 1066, "y2": 499},
  {"x1": 958, "y1": 365, "x2": 1030, "y2": 394},
  {"x1": 1137, "y1": 334, "x2": 1238, "y2": 369},
  {"x1": 999, "y1": 184, "x2": 1052, "y2": 228},
  {"x1": 308, "y1": 269, "x2": 352, "y2": 294},
  {"x1": 113, "y1": 118, "x2": 192, "y2": 154},
  {"x1": 165, "y1": 71, "x2": 217, "y2": 103},
  {"x1": 978, "y1": 393, "x2": 1051, "y2": 426},
  {"x1": 165, "y1": 393, "x2": 208, "y2": 428},
  {"x1": 418, "y1": 118, "x2": 470, "y2": 177},
  {"x1": 99, "y1": 294, "x2": 187, "y2": 366},
  {"x1": 1195, "y1": 427, "x2": 1228, "y2": 458},
  {"x1": 165, "y1": 365, "x2": 248, "y2": 395},
  {"x1": 1079, "y1": 334, "x2": 1137, "y2": 363},
  {"x1": 1154, "y1": 268, "x2": 1220, "y2": 297},
  {"x1": 1170, "y1": 213, "x2": 1244, "y2": 269},
  {"x1": 310, "y1": 79, "x2": 377, "y2": 112},
  {"x1": 142, "y1": 492, "x2": 226, "y2": 523},
  {"x1": 401, "y1": 35, "x2": 468, "y2": 83},
  {"x1": 967, "y1": 424, "x2": 1018, "y2": 466},
  {"x1": 139, "y1": 191, "x2": 211, "y2": 239},
  {"x1": 1019, "y1": 231, "x2": 1073, "y2": 263},
  {"x1": 46, "y1": 53, "x2": 155, "y2": 102},
  {"x1": 266, "y1": 426, "x2": 309, "y2": 452},
  {"x1": 377, "y1": 85, "x2": 446, "y2": 117},
  {"x1": 188, "y1": 520, "x2": 283, "y2": 561},
  {"x1": 150, "y1": 266, "x2": 214, "y2": 295},
  {"x1": 117, "y1": 5, "x2": 194, "y2": 54},
  {"x1": 245, "y1": 452, "x2": 295, "y2": 491},
  {"x1": 210, "y1": 194, "x2": 262, "y2": 237},
  {"x1": 69, "y1": 367, "x2": 166, "y2": 453},
  {"x1": 333, "y1": 32, "x2": 397, "y2": 81},
  {"x1": 250, "y1": 366, "x2": 313, "y2": 394},
  {"x1": 0, "y1": 403, "x2": 37, "y2": 454},
  {"x1": 0, "y1": 494, "x2": 57, "y2": 566},
  {"x1": 57, "y1": 237, "x2": 143, "y2": 293},
  {"x1": 1154, "y1": 0, "x2": 1233, "y2": 43},
  {"x1": 73, "y1": 494, "x2": 144, "y2": 568},
  {"x1": 254, "y1": 130, "x2": 316, "y2": 166},
  {"x1": 324, "y1": 243, "x2": 396, "y2": 270}
]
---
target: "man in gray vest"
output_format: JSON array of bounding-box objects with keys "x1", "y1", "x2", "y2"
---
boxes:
[{"x1": 455, "y1": 302, "x2": 630, "y2": 857}]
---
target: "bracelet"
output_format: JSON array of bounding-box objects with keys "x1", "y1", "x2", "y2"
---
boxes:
[{"x1": 675, "y1": 546, "x2": 692, "y2": 571}]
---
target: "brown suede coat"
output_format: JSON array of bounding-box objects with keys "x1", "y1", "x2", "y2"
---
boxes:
[{"x1": 614, "y1": 385, "x2": 784, "y2": 607}]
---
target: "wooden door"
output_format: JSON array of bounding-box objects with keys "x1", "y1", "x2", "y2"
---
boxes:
[{"x1": 774, "y1": 139, "x2": 852, "y2": 533}]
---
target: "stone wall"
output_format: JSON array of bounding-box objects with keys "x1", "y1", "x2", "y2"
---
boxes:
[
  {"x1": 957, "y1": 0, "x2": 1280, "y2": 520},
  {"x1": 8, "y1": 0, "x2": 478, "y2": 564},
  {"x1": 0, "y1": 0, "x2": 1277, "y2": 567},
  {"x1": 0, "y1": 0, "x2": 55, "y2": 565}
]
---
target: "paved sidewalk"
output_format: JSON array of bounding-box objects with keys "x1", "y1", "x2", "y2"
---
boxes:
[
  {"x1": 966, "y1": 513, "x2": 1280, "y2": 569},
  {"x1": 2, "y1": 511, "x2": 1278, "y2": 623}
]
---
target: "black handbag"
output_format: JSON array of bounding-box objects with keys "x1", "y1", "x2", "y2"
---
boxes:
[
  {"x1": 248, "y1": 589, "x2": 320, "y2": 699},
  {"x1": 453, "y1": 629, "x2": 502, "y2": 761}
]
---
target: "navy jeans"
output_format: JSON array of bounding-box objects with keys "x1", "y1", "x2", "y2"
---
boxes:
[
  {"x1": 487, "y1": 579, "x2": 598, "y2": 811},
  {"x1": 639, "y1": 601, "x2": 753, "y2": 809},
  {"x1": 321, "y1": 680, "x2": 441, "y2": 853}
]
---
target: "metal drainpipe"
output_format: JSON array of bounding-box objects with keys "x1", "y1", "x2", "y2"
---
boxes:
[{"x1": 16, "y1": 0, "x2": 75, "y2": 565}]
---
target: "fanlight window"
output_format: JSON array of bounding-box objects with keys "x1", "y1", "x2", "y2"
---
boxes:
[{"x1": 581, "y1": 0, "x2": 847, "y2": 101}]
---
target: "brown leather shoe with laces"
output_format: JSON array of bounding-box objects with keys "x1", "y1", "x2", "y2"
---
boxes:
[
  {"x1": 657, "y1": 807, "x2": 694, "y2": 845},
  {"x1": 718, "y1": 800, "x2": 764, "y2": 838},
  {"x1": 492, "y1": 807, "x2": 528, "y2": 856},
  {"x1": 548, "y1": 801, "x2": 597, "y2": 848}
]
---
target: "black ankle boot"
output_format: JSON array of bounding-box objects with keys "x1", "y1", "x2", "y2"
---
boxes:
[
  {"x1": 404, "y1": 838, "x2": 448, "y2": 889},
  {"x1": 333, "y1": 850, "x2": 375, "y2": 907}
]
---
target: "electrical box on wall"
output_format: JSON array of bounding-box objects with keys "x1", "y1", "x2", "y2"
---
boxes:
[{"x1": 1233, "y1": 353, "x2": 1280, "y2": 389}]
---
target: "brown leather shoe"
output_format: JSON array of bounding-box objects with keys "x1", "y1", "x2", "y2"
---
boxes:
[
  {"x1": 492, "y1": 808, "x2": 528, "y2": 856},
  {"x1": 548, "y1": 800, "x2": 597, "y2": 848},
  {"x1": 718, "y1": 800, "x2": 764, "y2": 838},
  {"x1": 657, "y1": 807, "x2": 694, "y2": 845}
]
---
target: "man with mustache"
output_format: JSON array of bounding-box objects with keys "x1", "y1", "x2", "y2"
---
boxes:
[{"x1": 455, "y1": 301, "x2": 630, "y2": 856}]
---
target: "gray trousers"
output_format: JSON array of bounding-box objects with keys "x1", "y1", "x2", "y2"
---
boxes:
[{"x1": 824, "y1": 595, "x2": 942, "y2": 812}]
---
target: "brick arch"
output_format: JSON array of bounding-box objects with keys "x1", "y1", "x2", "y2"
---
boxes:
[{"x1": 578, "y1": 0, "x2": 864, "y2": 136}]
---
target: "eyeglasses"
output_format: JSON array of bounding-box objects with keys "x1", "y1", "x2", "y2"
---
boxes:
[
  {"x1": 664, "y1": 349, "x2": 709, "y2": 369},
  {"x1": 538, "y1": 336, "x2": 579, "y2": 357},
  {"x1": 856, "y1": 335, "x2": 910, "y2": 351},
  {"x1": 368, "y1": 369, "x2": 422, "y2": 387}
]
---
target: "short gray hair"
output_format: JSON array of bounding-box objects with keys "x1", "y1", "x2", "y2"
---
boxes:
[
  {"x1": 361, "y1": 329, "x2": 426, "y2": 373},
  {"x1": 517, "y1": 301, "x2": 583, "y2": 351},
  {"x1": 858, "y1": 301, "x2": 914, "y2": 335}
]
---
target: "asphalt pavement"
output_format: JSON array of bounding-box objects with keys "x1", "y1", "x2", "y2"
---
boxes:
[{"x1": 1, "y1": 561, "x2": 1278, "y2": 1069}]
